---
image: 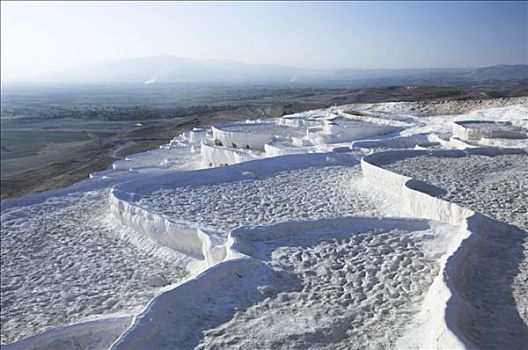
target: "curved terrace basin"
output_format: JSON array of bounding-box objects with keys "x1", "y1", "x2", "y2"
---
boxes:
[
  {"x1": 212, "y1": 121, "x2": 305, "y2": 150},
  {"x1": 112, "y1": 217, "x2": 457, "y2": 350}
]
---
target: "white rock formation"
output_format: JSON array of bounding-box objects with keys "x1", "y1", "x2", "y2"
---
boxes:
[{"x1": 2, "y1": 100, "x2": 527, "y2": 349}]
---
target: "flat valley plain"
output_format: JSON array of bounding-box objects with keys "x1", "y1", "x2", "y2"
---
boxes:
[{"x1": 1, "y1": 81, "x2": 527, "y2": 200}]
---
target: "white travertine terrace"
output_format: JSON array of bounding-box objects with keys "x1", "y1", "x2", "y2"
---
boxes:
[
  {"x1": 2, "y1": 100, "x2": 527, "y2": 350},
  {"x1": 201, "y1": 111, "x2": 402, "y2": 167},
  {"x1": 453, "y1": 120, "x2": 527, "y2": 140}
]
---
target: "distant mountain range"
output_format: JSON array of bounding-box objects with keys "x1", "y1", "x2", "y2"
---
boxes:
[{"x1": 37, "y1": 56, "x2": 528, "y2": 86}]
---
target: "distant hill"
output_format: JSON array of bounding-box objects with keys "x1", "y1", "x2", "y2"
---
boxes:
[
  {"x1": 35, "y1": 56, "x2": 528, "y2": 86},
  {"x1": 44, "y1": 56, "x2": 302, "y2": 84},
  {"x1": 462, "y1": 64, "x2": 528, "y2": 81}
]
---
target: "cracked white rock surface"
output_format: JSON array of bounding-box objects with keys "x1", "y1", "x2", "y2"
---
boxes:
[{"x1": 0, "y1": 190, "x2": 187, "y2": 344}]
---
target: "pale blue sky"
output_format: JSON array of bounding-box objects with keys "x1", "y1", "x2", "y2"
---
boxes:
[{"x1": 1, "y1": 1, "x2": 527, "y2": 80}]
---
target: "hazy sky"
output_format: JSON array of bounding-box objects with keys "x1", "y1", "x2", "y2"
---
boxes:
[{"x1": 1, "y1": 1, "x2": 527, "y2": 81}]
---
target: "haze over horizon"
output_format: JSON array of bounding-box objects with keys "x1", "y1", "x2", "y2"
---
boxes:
[{"x1": 1, "y1": 1, "x2": 527, "y2": 82}]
